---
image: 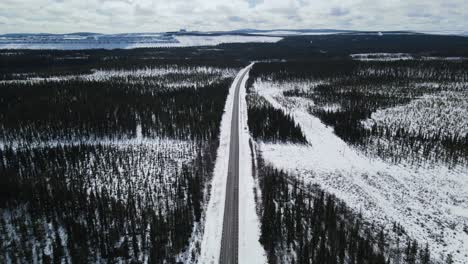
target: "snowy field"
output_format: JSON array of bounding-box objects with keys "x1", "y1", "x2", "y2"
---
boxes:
[
  {"x1": 0, "y1": 33, "x2": 282, "y2": 50},
  {"x1": 252, "y1": 79, "x2": 468, "y2": 263}
]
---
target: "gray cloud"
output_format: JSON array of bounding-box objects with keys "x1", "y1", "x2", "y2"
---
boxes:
[
  {"x1": 0, "y1": 0, "x2": 466, "y2": 34},
  {"x1": 135, "y1": 4, "x2": 155, "y2": 16},
  {"x1": 329, "y1": 7, "x2": 349, "y2": 17},
  {"x1": 229, "y1": 16, "x2": 246, "y2": 22}
]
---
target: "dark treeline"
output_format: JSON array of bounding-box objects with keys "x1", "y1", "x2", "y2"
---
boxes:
[
  {"x1": 249, "y1": 60, "x2": 468, "y2": 165},
  {"x1": 0, "y1": 77, "x2": 232, "y2": 143},
  {"x1": 247, "y1": 94, "x2": 307, "y2": 143},
  {"x1": 248, "y1": 59, "x2": 357, "y2": 86},
  {"x1": 0, "y1": 51, "x2": 242, "y2": 79},
  {"x1": 0, "y1": 141, "x2": 216, "y2": 263},
  {"x1": 280, "y1": 34, "x2": 468, "y2": 57},
  {"x1": 306, "y1": 85, "x2": 409, "y2": 144},
  {"x1": 249, "y1": 59, "x2": 468, "y2": 84},
  {"x1": 256, "y1": 156, "x2": 432, "y2": 264},
  {"x1": 3, "y1": 33, "x2": 468, "y2": 79}
]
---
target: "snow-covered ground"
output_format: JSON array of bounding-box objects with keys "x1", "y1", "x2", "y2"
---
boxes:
[
  {"x1": 421, "y1": 56, "x2": 467, "y2": 61},
  {"x1": 0, "y1": 66, "x2": 238, "y2": 88},
  {"x1": 238, "y1": 65, "x2": 267, "y2": 263},
  {"x1": 253, "y1": 80, "x2": 468, "y2": 263},
  {"x1": 0, "y1": 136, "x2": 197, "y2": 208},
  {"x1": 350, "y1": 53, "x2": 468, "y2": 61},
  {"x1": 0, "y1": 134, "x2": 199, "y2": 263},
  {"x1": 200, "y1": 64, "x2": 265, "y2": 263},
  {"x1": 362, "y1": 91, "x2": 468, "y2": 139},
  {"x1": 0, "y1": 34, "x2": 282, "y2": 50},
  {"x1": 199, "y1": 65, "x2": 237, "y2": 264},
  {"x1": 350, "y1": 53, "x2": 414, "y2": 61},
  {"x1": 86, "y1": 66, "x2": 237, "y2": 79},
  {"x1": 169, "y1": 35, "x2": 281, "y2": 47}
]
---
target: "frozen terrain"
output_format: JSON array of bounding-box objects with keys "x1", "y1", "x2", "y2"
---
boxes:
[
  {"x1": 350, "y1": 53, "x2": 414, "y2": 61},
  {"x1": 0, "y1": 135, "x2": 199, "y2": 263},
  {"x1": 0, "y1": 33, "x2": 282, "y2": 50},
  {"x1": 252, "y1": 79, "x2": 468, "y2": 263},
  {"x1": 350, "y1": 53, "x2": 468, "y2": 61}
]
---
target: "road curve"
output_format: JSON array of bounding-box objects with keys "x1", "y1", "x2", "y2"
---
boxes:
[{"x1": 219, "y1": 65, "x2": 251, "y2": 264}]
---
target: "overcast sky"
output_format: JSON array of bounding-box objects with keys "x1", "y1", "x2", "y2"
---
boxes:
[{"x1": 1, "y1": 0, "x2": 467, "y2": 34}]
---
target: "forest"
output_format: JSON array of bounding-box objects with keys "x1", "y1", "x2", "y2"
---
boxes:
[
  {"x1": 246, "y1": 94, "x2": 307, "y2": 143},
  {"x1": 0, "y1": 54, "x2": 236, "y2": 263},
  {"x1": 255, "y1": 152, "x2": 432, "y2": 264},
  {"x1": 0, "y1": 76, "x2": 233, "y2": 142}
]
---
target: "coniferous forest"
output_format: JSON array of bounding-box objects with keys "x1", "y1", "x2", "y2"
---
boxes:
[
  {"x1": 256, "y1": 154, "x2": 431, "y2": 264},
  {"x1": 247, "y1": 94, "x2": 307, "y2": 143},
  {"x1": 0, "y1": 52, "x2": 237, "y2": 263}
]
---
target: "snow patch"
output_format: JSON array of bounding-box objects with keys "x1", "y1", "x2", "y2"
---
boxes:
[
  {"x1": 350, "y1": 53, "x2": 414, "y2": 61},
  {"x1": 171, "y1": 35, "x2": 282, "y2": 47}
]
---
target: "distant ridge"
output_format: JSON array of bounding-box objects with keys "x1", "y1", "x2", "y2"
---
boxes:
[{"x1": 2, "y1": 29, "x2": 466, "y2": 38}]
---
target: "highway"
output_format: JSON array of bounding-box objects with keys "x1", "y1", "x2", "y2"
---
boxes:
[{"x1": 219, "y1": 66, "x2": 250, "y2": 264}]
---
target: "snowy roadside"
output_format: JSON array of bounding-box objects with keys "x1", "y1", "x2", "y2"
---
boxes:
[
  {"x1": 253, "y1": 80, "x2": 468, "y2": 263},
  {"x1": 199, "y1": 63, "x2": 266, "y2": 263},
  {"x1": 238, "y1": 65, "x2": 267, "y2": 263},
  {"x1": 199, "y1": 65, "x2": 244, "y2": 263}
]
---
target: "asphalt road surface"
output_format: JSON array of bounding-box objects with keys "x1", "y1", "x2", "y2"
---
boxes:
[{"x1": 219, "y1": 66, "x2": 250, "y2": 264}]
